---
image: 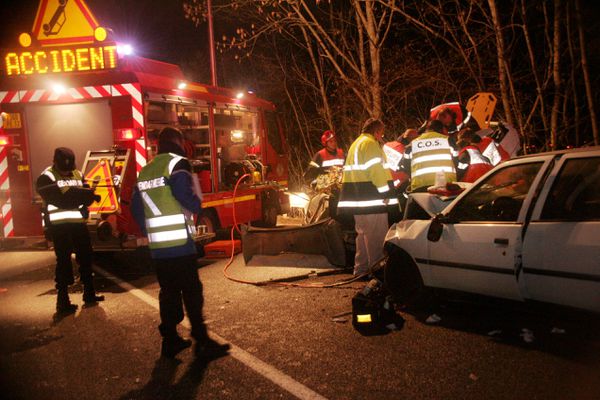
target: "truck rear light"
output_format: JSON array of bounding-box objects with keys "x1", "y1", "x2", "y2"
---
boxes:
[
  {"x1": 0, "y1": 135, "x2": 10, "y2": 145},
  {"x1": 116, "y1": 128, "x2": 139, "y2": 141}
]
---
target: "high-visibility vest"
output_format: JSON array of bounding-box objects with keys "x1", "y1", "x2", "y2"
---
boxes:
[
  {"x1": 407, "y1": 131, "x2": 457, "y2": 191},
  {"x1": 137, "y1": 153, "x2": 195, "y2": 250},
  {"x1": 457, "y1": 146, "x2": 493, "y2": 183},
  {"x1": 41, "y1": 167, "x2": 87, "y2": 225},
  {"x1": 338, "y1": 133, "x2": 397, "y2": 215}
]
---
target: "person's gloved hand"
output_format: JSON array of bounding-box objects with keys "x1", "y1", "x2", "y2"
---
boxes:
[{"x1": 93, "y1": 194, "x2": 101, "y2": 203}]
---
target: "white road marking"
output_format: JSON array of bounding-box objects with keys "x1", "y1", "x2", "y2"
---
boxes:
[{"x1": 94, "y1": 265, "x2": 328, "y2": 400}]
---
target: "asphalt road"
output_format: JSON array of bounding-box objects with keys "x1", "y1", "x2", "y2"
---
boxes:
[{"x1": 0, "y1": 251, "x2": 599, "y2": 400}]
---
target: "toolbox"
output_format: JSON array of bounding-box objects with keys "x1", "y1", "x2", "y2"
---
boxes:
[{"x1": 203, "y1": 240, "x2": 242, "y2": 259}]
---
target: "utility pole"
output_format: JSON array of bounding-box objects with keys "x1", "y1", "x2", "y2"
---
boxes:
[{"x1": 207, "y1": 0, "x2": 218, "y2": 86}]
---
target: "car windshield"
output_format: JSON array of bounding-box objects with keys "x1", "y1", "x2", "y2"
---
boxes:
[{"x1": 450, "y1": 162, "x2": 544, "y2": 222}]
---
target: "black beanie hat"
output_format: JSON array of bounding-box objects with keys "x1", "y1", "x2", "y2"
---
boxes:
[{"x1": 53, "y1": 147, "x2": 76, "y2": 171}]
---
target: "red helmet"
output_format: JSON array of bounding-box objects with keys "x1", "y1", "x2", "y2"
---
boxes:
[{"x1": 321, "y1": 130, "x2": 336, "y2": 146}]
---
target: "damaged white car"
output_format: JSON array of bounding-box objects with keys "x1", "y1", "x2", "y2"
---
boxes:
[{"x1": 384, "y1": 147, "x2": 600, "y2": 313}]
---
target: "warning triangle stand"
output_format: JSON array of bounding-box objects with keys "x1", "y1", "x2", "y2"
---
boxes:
[{"x1": 84, "y1": 158, "x2": 119, "y2": 214}]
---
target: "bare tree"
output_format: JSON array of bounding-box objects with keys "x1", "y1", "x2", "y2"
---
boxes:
[
  {"x1": 550, "y1": 0, "x2": 562, "y2": 150},
  {"x1": 487, "y1": 0, "x2": 513, "y2": 126},
  {"x1": 574, "y1": 0, "x2": 599, "y2": 145}
]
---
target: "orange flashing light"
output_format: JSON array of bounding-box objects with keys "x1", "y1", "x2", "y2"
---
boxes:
[
  {"x1": 0, "y1": 136, "x2": 10, "y2": 146},
  {"x1": 117, "y1": 128, "x2": 139, "y2": 141}
]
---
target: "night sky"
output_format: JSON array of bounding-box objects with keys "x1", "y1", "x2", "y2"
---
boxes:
[{"x1": 0, "y1": 0, "x2": 206, "y2": 70}]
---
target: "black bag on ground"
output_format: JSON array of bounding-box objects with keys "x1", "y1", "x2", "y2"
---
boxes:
[{"x1": 352, "y1": 279, "x2": 404, "y2": 335}]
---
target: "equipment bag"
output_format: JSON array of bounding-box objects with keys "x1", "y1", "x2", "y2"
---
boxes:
[{"x1": 352, "y1": 279, "x2": 404, "y2": 335}]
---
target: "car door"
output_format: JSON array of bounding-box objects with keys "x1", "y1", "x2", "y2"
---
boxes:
[
  {"x1": 521, "y1": 151, "x2": 600, "y2": 313},
  {"x1": 426, "y1": 159, "x2": 549, "y2": 300}
]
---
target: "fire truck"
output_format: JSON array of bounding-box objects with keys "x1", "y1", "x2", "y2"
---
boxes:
[{"x1": 0, "y1": 0, "x2": 289, "y2": 251}]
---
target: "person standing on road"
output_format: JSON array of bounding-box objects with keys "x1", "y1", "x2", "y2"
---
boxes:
[
  {"x1": 36, "y1": 147, "x2": 104, "y2": 314},
  {"x1": 337, "y1": 118, "x2": 397, "y2": 277},
  {"x1": 131, "y1": 127, "x2": 230, "y2": 359}
]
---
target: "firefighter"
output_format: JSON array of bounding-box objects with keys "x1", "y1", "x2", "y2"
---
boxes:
[
  {"x1": 383, "y1": 128, "x2": 419, "y2": 189},
  {"x1": 131, "y1": 127, "x2": 230, "y2": 359},
  {"x1": 36, "y1": 147, "x2": 103, "y2": 314},
  {"x1": 383, "y1": 129, "x2": 419, "y2": 223},
  {"x1": 304, "y1": 130, "x2": 345, "y2": 183},
  {"x1": 401, "y1": 120, "x2": 458, "y2": 192},
  {"x1": 429, "y1": 102, "x2": 470, "y2": 135},
  {"x1": 338, "y1": 118, "x2": 397, "y2": 277},
  {"x1": 456, "y1": 128, "x2": 493, "y2": 183}
]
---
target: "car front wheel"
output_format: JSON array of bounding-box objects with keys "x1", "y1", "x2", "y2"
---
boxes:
[{"x1": 384, "y1": 247, "x2": 429, "y2": 309}]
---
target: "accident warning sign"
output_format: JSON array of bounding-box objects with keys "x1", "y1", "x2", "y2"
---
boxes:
[
  {"x1": 32, "y1": 0, "x2": 100, "y2": 46},
  {"x1": 85, "y1": 158, "x2": 118, "y2": 213}
]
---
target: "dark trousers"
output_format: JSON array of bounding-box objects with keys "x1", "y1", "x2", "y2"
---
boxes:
[
  {"x1": 49, "y1": 223, "x2": 93, "y2": 290},
  {"x1": 154, "y1": 255, "x2": 208, "y2": 341}
]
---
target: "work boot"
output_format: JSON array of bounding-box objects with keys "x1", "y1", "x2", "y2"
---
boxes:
[
  {"x1": 83, "y1": 284, "x2": 105, "y2": 304},
  {"x1": 161, "y1": 336, "x2": 192, "y2": 359},
  {"x1": 195, "y1": 337, "x2": 231, "y2": 360},
  {"x1": 56, "y1": 290, "x2": 78, "y2": 314}
]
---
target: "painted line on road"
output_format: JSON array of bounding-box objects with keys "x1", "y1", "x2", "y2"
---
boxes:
[{"x1": 94, "y1": 265, "x2": 328, "y2": 400}]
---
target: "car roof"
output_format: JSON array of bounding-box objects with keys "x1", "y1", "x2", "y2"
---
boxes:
[{"x1": 514, "y1": 145, "x2": 600, "y2": 160}]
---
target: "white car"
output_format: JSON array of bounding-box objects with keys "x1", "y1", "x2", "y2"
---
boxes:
[{"x1": 384, "y1": 146, "x2": 600, "y2": 313}]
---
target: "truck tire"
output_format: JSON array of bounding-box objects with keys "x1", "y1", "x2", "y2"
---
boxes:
[
  {"x1": 196, "y1": 209, "x2": 220, "y2": 234},
  {"x1": 384, "y1": 247, "x2": 429, "y2": 309}
]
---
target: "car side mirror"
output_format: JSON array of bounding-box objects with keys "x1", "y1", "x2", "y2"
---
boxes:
[{"x1": 427, "y1": 213, "x2": 453, "y2": 242}]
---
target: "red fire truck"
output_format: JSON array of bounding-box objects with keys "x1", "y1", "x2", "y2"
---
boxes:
[{"x1": 0, "y1": 0, "x2": 289, "y2": 250}]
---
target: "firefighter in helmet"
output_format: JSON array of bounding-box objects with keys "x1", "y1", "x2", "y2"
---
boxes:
[
  {"x1": 304, "y1": 130, "x2": 345, "y2": 183},
  {"x1": 456, "y1": 127, "x2": 493, "y2": 183},
  {"x1": 36, "y1": 147, "x2": 103, "y2": 314}
]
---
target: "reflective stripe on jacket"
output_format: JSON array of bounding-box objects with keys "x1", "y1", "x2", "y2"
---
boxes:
[
  {"x1": 338, "y1": 133, "x2": 397, "y2": 215},
  {"x1": 41, "y1": 167, "x2": 86, "y2": 224},
  {"x1": 317, "y1": 148, "x2": 345, "y2": 168},
  {"x1": 407, "y1": 131, "x2": 457, "y2": 190},
  {"x1": 457, "y1": 146, "x2": 493, "y2": 183},
  {"x1": 137, "y1": 153, "x2": 194, "y2": 250},
  {"x1": 477, "y1": 137, "x2": 510, "y2": 166}
]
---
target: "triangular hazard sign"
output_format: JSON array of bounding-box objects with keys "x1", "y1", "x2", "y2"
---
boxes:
[
  {"x1": 84, "y1": 158, "x2": 119, "y2": 214},
  {"x1": 32, "y1": 0, "x2": 100, "y2": 47}
]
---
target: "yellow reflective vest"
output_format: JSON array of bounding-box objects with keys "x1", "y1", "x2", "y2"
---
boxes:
[
  {"x1": 406, "y1": 131, "x2": 457, "y2": 191},
  {"x1": 338, "y1": 133, "x2": 397, "y2": 215},
  {"x1": 137, "y1": 153, "x2": 195, "y2": 250}
]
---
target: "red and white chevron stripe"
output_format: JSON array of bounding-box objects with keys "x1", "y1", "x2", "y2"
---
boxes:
[
  {"x1": 0, "y1": 146, "x2": 13, "y2": 238},
  {"x1": 0, "y1": 83, "x2": 147, "y2": 173}
]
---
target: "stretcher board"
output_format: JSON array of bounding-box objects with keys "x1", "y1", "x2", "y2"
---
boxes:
[{"x1": 466, "y1": 92, "x2": 497, "y2": 129}]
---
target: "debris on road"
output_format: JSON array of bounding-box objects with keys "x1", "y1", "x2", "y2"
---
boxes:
[
  {"x1": 551, "y1": 327, "x2": 566, "y2": 334},
  {"x1": 520, "y1": 328, "x2": 535, "y2": 343},
  {"x1": 425, "y1": 314, "x2": 441, "y2": 324}
]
